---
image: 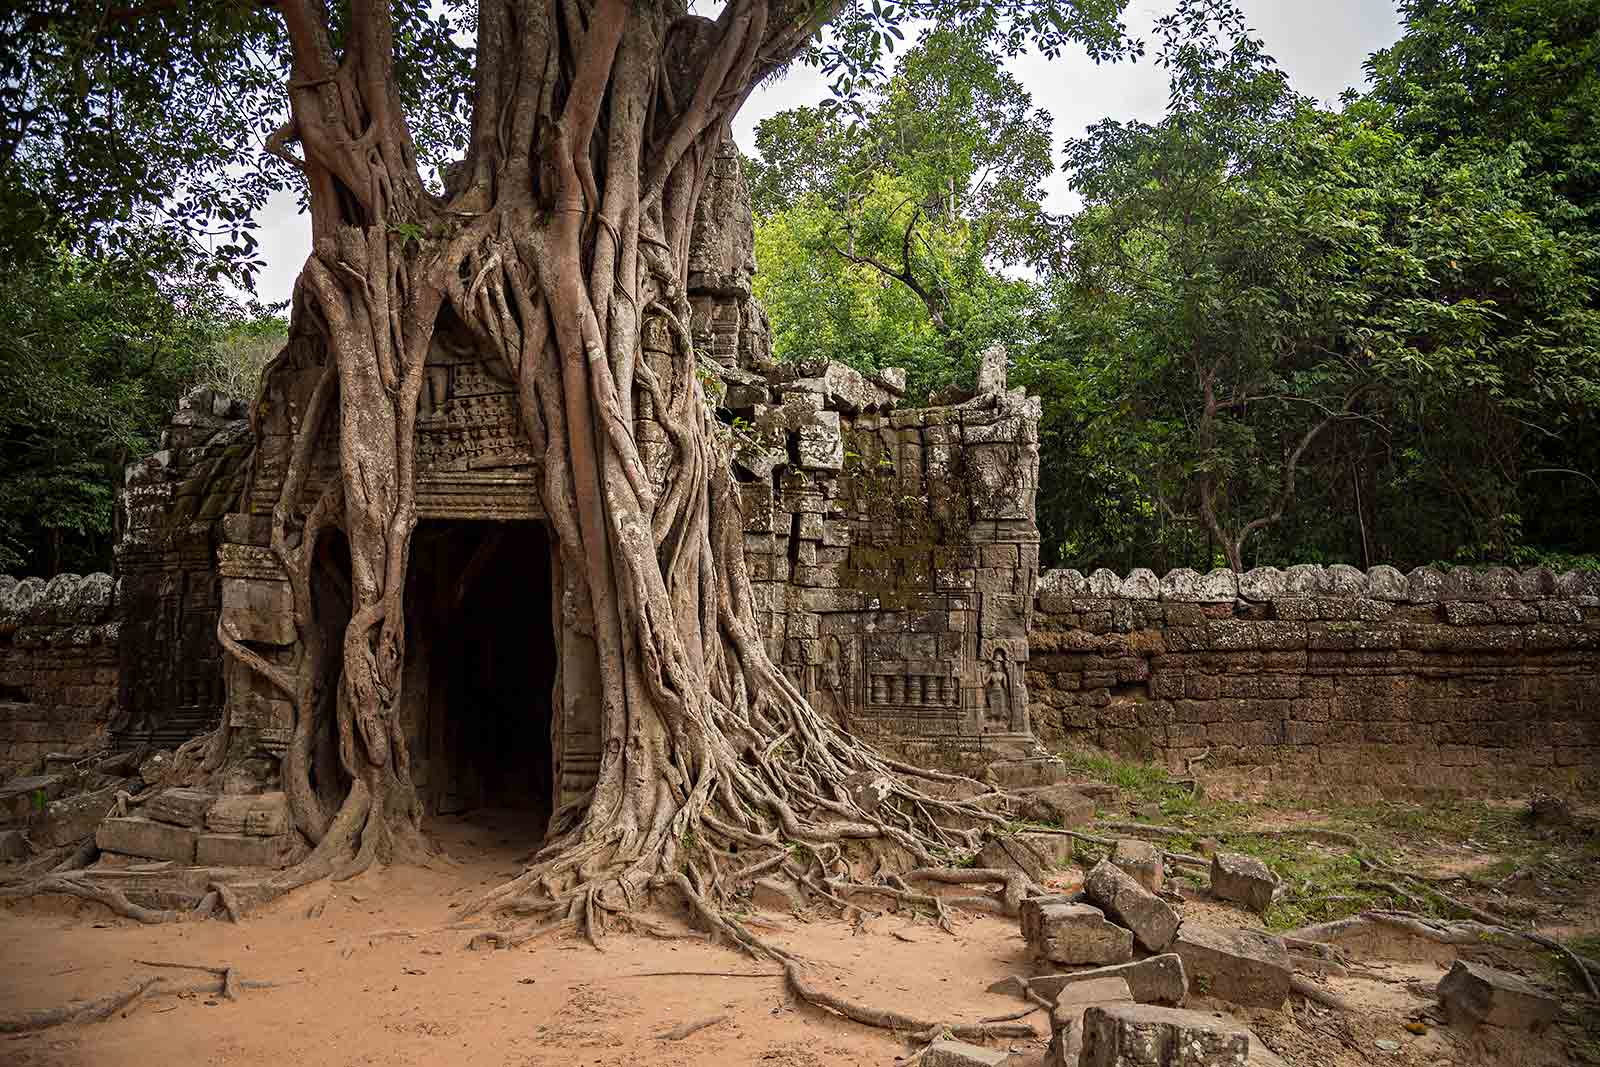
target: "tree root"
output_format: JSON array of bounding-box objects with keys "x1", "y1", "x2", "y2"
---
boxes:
[
  {"x1": 1355, "y1": 880, "x2": 1433, "y2": 914},
  {"x1": 0, "y1": 972, "x2": 280, "y2": 1034},
  {"x1": 0, "y1": 875, "x2": 184, "y2": 924},
  {"x1": 1290, "y1": 910, "x2": 1599, "y2": 999},
  {"x1": 1290, "y1": 975, "x2": 1353, "y2": 1012},
  {"x1": 782, "y1": 961, "x2": 1038, "y2": 1045},
  {"x1": 467, "y1": 916, "x2": 577, "y2": 951},
  {"x1": 656, "y1": 1014, "x2": 728, "y2": 1040},
  {"x1": 0, "y1": 839, "x2": 97, "y2": 888},
  {"x1": 654, "y1": 872, "x2": 797, "y2": 962}
]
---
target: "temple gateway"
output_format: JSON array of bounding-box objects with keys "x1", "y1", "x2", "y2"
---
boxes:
[{"x1": 111, "y1": 140, "x2": 1048, "y2": 839}]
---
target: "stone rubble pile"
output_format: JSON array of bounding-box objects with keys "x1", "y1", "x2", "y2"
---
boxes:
[{"x1": 943, "y1": 809, "x2": 1568, "y2": 1065}]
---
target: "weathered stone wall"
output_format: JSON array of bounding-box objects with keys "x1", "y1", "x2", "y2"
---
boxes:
[
  {"x1": 725, "y1": 350, "x2": 1042, "y2": 768},
  {"x1": 116, "y1": 386, "x2": 251, "y2": 753},
  {"x1": 0, "y1": 573, "x2": 119, "y2": 779},
  {"x1": 1027, "y1": 563, "x2": 1600, "y2": 795}
]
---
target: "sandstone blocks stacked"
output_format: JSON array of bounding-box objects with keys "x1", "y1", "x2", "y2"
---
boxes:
[
  {"x1": 0, "y1": 572, "x2": 119, "y2": 779},
  {"x1": 96, "y1": 789, "x2": 300, "y2": 869}
]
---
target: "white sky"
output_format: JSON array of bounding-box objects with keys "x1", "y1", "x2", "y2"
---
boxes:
[{"x1": 244, "y1": 0, "x2": 1402, "y2": 305}]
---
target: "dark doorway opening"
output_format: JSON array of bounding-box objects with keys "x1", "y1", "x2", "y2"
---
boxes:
[{"x1": 404, "y1": 520, "x2": 556, "y2": 831}]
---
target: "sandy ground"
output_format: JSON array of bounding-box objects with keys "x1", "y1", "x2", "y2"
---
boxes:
[
  {"x1": 1, "y1": 812, "x2": 1049, "y2": 1067},
  {"x1": 0, "y1": 809, "x2": 1587, "y2": 1067}
]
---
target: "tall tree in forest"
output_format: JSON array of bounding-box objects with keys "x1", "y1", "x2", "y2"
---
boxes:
[
  {"x1": 1057, "y1": 0, "x2": 1600, "y2": 571},
  {"x1": 1, "y1": 0, "x2": 1136, "y2": 958},
  {"x1": 749, "y1": 27, "x2": 1060, "y2": 394}
]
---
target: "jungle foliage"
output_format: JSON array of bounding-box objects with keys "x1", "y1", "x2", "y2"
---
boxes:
[
  {"x1": 750, "y1": 0, "x2": 1600, "y2": 572},
  {"x1": 0, "y1": 233, "x2": 283, "y2": 575}
]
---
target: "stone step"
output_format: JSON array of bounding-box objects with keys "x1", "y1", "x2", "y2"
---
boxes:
[
  {"x1": 97, "y1": 813, "x2": 302, "y2": 870},
  {"x1": 74, "y1": 864, "x2": 257, "y2": 911},
  {"x1": 109, "y1": 712, "x2": 220, "y2": 753}
]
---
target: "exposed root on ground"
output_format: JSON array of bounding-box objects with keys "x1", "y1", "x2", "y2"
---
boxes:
[
  {"x1": 655, "y1": 1014, "x2": 729, "y2": 1040},
  {"x1": 0, "y1": 970, "x2": 279, "y2": 1035},
  {"x1": 0, "y1": 874, "x2": 198, "y2": 925},
  {"x1": 782, "y1": 960, "x2": 1039, "y2": 1045},
  {"x1": 1289, "y1": 974, "x2": 1353, "y2": 1012},
  {"x1": 1290, "y1": 910, "x2": 1600, "y2": 999}
]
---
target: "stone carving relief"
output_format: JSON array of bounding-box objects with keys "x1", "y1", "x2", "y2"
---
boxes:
[
  {"x1": 983, "y1": 647, "x2": 1012, "y2": 732},
  {"x1": 416, "y1": 342, "x2": 535, "y2": 474}
]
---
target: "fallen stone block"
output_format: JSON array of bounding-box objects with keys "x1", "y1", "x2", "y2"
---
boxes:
[
  {"x1": 749, "y1": 875, "x2": 806, "y2": 913},
  {"x1": 986, "y1": 757, "x2": 1068, "y2": 789},
  {"x1": 922, "y1": 1038, "x2": 1017, "y2": 1066},
  {"x1": 1020, "y1": 899, "x2": 1133, "y2": 966},
  {"x1": 1172, "y1": 923, "x2": 1291, "y2": 1009},
  {"x1": 979, "y1": 833, "x2": 1055, "y2": 885},
  {"x1": 1031, "y1": 954, "x2": 1188, "y2": 1006},
  {"x1": 195, "y1": 832, "x2": 300, "y2": 869},
  {"x1": 1080, "y1": 1003, "x2": 1251, "y2": 1067},
  {"x1": 1015, "y1": 783, "x2": 1096, "y2": 827},
  {"x1": 0, "y1": 828, "x2": 29, "y2": 860},
  {"x1": 1436, "y1": 960, "x2": 1560, "y2": 1030},
  {"x1": 1084, "y1": 859, "x2": 1181, "y2": 952},
  {"x1": 32, "y1": 785, "x2": 119, "y2": 847},
  {"x1": 1054, "y1": 976, "x2": 1135, "y2": 1015},
  {"x1": 206, "y1": 791, "x2": 290, "y2": 837},
  {"x1": 1019, "y1": 831, "x2": 1073, "y2": 870},
  {"x1": 1050, "y1": 977, "x2": 1134, "y2": 1067},
  {"x1": 75, "y1": 867, "x2": 211, "y2": 910},
  {"x1": 1112, "y1": 839, "x2": 1164, "y2": 893},
  {"x1": 1210, "y1": 852, "x2": 1276, "y2": 913},
  {"x1": 145, "y1": 787, "x2": 216, "y2": 829},
  {"x1": 95, "y1": 749, "x2": 145, "y2": 777},
  {"x1": 95, "y1": 816, "x2": 198, "y2": 863}
]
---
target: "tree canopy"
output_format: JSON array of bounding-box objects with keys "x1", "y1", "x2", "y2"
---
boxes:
[
  {"x1": 747, "y1": 0, "x2": 1600, "y2": 572},
  {"x1": 749, "y1": 27, "x2": 1058, "y2": 398},
  {"x1": 0, "y1": 239, "x2": 283, "y2": 574}
]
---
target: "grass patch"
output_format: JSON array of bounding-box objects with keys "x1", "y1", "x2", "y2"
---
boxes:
[
  {"x1": 1056, "y1": 748, "x2": 1173, "y2": 802},
  {"x1": 1053, "y1": 746, "x2": 1599, "y2": 939}
]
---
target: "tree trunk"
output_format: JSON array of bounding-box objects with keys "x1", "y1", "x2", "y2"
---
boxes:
[{"x1": 202, "y1": 0, "x2": 1010, "y2": 939}]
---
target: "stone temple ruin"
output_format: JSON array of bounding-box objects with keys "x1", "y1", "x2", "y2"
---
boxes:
[
  {"x1": 0, "y1": 139, "x2": 1048, "y2": 851},
  {"x1": 1, "y1": 141, "x2": 1597, "y2": 876}
]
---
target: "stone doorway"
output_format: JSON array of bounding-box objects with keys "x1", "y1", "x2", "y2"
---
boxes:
[{"x1": 403, "y1": 520, "x2": 557, "y2": 831}]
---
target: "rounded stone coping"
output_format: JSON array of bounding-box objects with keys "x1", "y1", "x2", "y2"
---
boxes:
[
  {"x1": 1036, "y1": 564, "x2": 1600, "y2": 607},
  {"x1": 0, "y1": 572, "x2": 116, "y2": 627}
]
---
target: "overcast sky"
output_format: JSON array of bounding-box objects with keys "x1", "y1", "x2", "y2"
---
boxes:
[{"x1": 243, "y1": 0, "x2": 1403, "y2": 306}]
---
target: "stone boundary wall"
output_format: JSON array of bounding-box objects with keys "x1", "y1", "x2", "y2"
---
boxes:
[
  {"x1": 1027, "y1": 563, "x2": 1600, "y2": 796},
  {"x1": 0, "y1": 573, "x2": 120, "y2": 779}
]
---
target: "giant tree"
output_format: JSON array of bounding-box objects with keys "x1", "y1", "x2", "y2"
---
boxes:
[{"x1": 2, "y1": 0, "x2": 1135, "y2": 962}]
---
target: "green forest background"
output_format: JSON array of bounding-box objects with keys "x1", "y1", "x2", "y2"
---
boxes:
[{"x1": 2, "y1": 0, "x2": 1596, "y2": 579}]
